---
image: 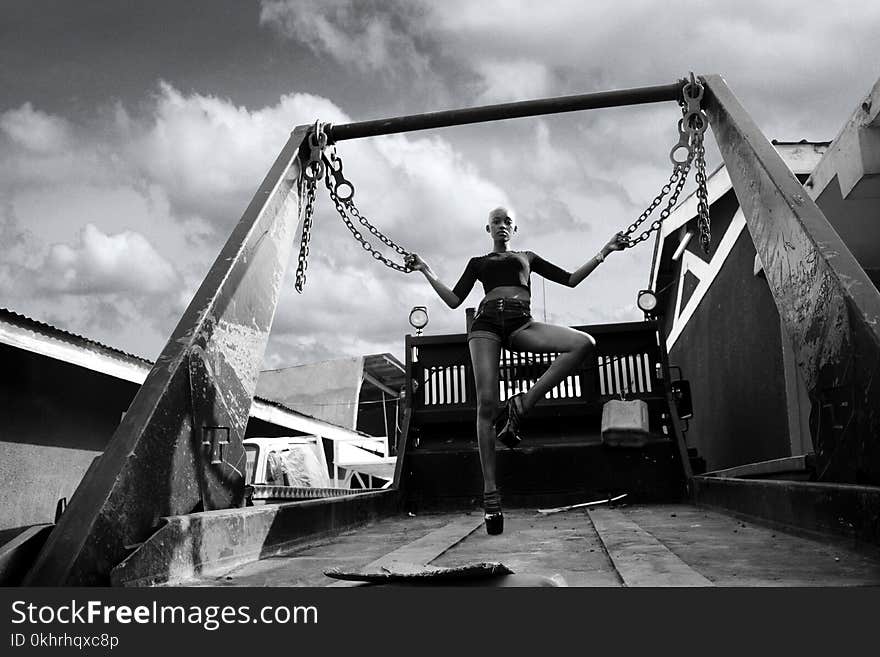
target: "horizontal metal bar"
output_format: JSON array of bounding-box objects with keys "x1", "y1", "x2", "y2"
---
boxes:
[
  {"x1": 329, "y1": 81, "x2": 685, "y2": 141},
  {"x1": 701, "y1": 454, "x2": 814, "y2": 479}
]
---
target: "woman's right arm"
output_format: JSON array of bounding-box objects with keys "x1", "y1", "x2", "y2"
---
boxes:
[{"x1": 406, "y1": 254, "x2": 473, "y2": 309}]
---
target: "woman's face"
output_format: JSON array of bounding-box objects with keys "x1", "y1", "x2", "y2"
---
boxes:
[{"x1": 486, "y1": 210, "x2": 516, "y2": 243}]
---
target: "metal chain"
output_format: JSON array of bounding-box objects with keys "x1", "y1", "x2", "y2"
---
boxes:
[
  {"x1": 322, "y1": 147, "x2": 413, "y2": 273},
  {"x1": 294, "y1": 176, "x2": 317, "y2": 293},
  {"x1": 694, "y1": 130, "x2": 711, "y2": 253},
  {"x1": 627, "y1": 158, "x2": 691, "y2": 247},
  {"x1": 620, "y1": 105, "x2": 690, "y2": 248},
  {"x1": 684, "y1": 72, "x2": 711, "y2": 253},
  {"x1": 327, "y1": 183, "x2": 413, "y2": 273},
  {"x1": 621, "y1": 74, "x2": 710, "y2": 250},
  {"x1": 345, "y1": 200, "x2": 410, "y2": 259},
  {"x1": 627, "y1": 158, "x2": 691, "y2": 248},
  {"x1": 296, "y1": 73, "x2": 712, "y2": 290},
  {"x1": 623, "y1": 160, "x2": 684, "y2": 247},
  {"x1": 293, "y1": 130, "x2": 414, "y2": 292}
]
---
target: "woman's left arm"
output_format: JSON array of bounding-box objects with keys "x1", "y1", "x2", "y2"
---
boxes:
[
  {"x1": 531, "y1": 232, "x2": 629, "y2": 288},
  {"x1": 567, "y1": 232, "x2": 628, "y2": 286}
]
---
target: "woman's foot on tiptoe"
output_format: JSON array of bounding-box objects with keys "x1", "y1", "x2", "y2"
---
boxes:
[
  {"x1": 495, "y1": 393, "x2": 525, "y2": 449},
  {"x1": 484, "y1": 490, "x2": 504, "y2": 535}
]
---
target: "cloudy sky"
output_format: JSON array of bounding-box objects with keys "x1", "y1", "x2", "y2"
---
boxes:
[{"x1": 2, "y1": 1, "x2": 878, "y2": 368}]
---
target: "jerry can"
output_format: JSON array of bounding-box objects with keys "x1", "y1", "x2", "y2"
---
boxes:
[{"x1": 601, "y1": 399, "x2": 650, "y2": 447}]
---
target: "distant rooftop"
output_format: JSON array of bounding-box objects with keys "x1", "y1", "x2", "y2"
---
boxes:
[
  {"x1": 0, "y1": 307, "x2": 371, "y2": 438},
  {"x1": 0, "y1": 307, "x2": 151, "y2": 364}
]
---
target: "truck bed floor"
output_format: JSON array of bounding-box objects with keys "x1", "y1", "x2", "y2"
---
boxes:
[{"x1": 178, "y1": 504, "x2": 880, "y2": 587}]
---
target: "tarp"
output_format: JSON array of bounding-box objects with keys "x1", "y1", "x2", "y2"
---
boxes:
[{"x1": 265, "y1": 445, "x2": 331, "y2": 488}]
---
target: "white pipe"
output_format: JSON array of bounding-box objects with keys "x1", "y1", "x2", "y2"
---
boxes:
[{"x1": 671, "y1": 231, "x2": 694, "y2": 261}]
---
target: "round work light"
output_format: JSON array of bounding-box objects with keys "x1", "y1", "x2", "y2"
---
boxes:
[
  {"x1": 637, "y1": 289, "x2": 658, "y2": 316},
  {"x1": 409, "y1": 306, "x2": 429, "y2": 334}
]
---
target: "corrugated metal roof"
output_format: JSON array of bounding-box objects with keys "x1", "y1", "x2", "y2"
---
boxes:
[
  {"x1": 0, "y1": 307, "x2": 366, "y2": 437},
  {"x1": 0, "y1": 307, "x2": 151, "y2": 364},
  {"x1": 363, "y1": 353, "x2": 406, "y2": 390}
]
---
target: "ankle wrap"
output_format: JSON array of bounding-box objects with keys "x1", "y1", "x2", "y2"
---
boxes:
[{"x1": 484, "y1": 490, "x2": 502, "y2": 514}]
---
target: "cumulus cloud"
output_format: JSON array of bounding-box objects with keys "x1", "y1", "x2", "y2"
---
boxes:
[
  {"x1": 473, "y1": 60, "x2": 552, "y2": 104},
  {"x1": 1, "y1": 83, "x2": 509, "y2": 364},
  {"x1": 125, "y1": 82, "x2": 351, "y2": 222},
  {"x1": 0, "y1": 102, "x2": 71, "y2": 153},
  {"x1": 6, "y1": 2, "x2": 880, "y2": 367},
  {"x1": 260, "y1": 0, "x2": 880, "y2": 141},
  {"x1": 39, "y1": 223, "x2": 179, "y2": 295},
  {"x1": 254, "y1": 0, "x2": 880, "y2": 330},
  {"x1": 260, "y1": 0, "x2": 433, "y2": 81}
]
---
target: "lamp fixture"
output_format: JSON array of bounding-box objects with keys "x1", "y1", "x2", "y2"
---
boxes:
[
  {"x1": 637, "y1": 289, "x2": 659, "y2": 319},
  {"x1": 409, "y1": 306, "x2": 429, "y2": 335}
]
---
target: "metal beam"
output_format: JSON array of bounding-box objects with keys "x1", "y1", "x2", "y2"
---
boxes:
[
  {"x1": 24, "y1": 126, "x2": 311, "y2": 585},
  {"x1": 703, "y1": 74, "x2": 880, "y2": 484},
  {"x1": 807, "y1": 77, "x2": 880, "y2": 200},
  {"x1": 363, "y1": 371, "x2": 398, "y2": 397},
  {"x1": 329, "y1": 82, "x2": 684, "y2": 142}
]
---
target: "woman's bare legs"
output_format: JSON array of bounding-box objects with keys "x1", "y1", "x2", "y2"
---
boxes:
[
  {"x1": 468, "y1": 336, "x2": 502, "y2": 494},
  {"x1": 509, "y1": 322, "x2": 596, "y2": 414}
]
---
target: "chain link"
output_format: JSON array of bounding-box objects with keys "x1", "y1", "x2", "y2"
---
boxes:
[
  {"x1": 624, "y1": 163, "x2": 681, "y2": 247},
  {"x1": 293, "y1": 129, "x2": 414, "y2": 292},
  {"x1": 323, "y1": 146, "x2": 413, "y2": 273},
  {"x1": 624, "y1": 157, "x2": 692, "y2": 248},
  {"x1": 294, "y1": 176, "x2": 317, "y2": 293},
  {"x1": 327, "y1": 183, "x2": 413, "y2": 273},
  {"x1": 295, "y1": 74, "x2": 712, "y2": 291},
  {"x1": 621, "y1": 74, "x2": 710, "y2": 250},
  {"x1": 694, "y1": 130, "x2": 711, "y2": 253}
]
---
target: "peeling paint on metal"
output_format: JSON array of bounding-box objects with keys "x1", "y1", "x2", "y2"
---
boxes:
[
  {"x1": 24, "y1": 130, "x2": 310, "y2": 585},
  {"x1": 705, "y1": 74, "x2": 880, "y2": 484}
]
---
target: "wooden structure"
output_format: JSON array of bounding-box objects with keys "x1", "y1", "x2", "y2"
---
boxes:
[{"x1": 401, "y1": 322, "x2": 693, "y2": 508}]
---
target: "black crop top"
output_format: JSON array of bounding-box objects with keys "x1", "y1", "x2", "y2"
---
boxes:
[{"x1": 452, "y1": 251, "x2": 573, "y2": 301}]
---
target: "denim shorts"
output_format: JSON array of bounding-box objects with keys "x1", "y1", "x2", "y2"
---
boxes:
[{"x1": 468, "y1": 298, "x2": 533, "y2": 347}]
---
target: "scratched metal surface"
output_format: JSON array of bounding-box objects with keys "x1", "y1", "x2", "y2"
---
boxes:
[
  {"x1": 25, "y1": 127, "x2": 311, "y2": 585},
  {"x1": 704, "y1": 75, "x2": 880, "y2": 484}
]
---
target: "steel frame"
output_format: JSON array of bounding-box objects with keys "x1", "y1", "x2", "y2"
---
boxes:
[
  {"x1": 26, "y1": 128, "x2": 310, "y2": 584},
  {"x1": 30, "y1": 73, "x2": 878, "y2": 585},
  {"x1": 703, "y1": 74, "x2": 880, "y2": 484}
]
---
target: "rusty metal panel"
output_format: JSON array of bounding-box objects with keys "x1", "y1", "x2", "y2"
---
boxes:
[
  {"x1": 24, "y1": 126, "x2": 311, "y2": 585},
  {"x1": 703, "y1": 75, "x2": 880, "y2": 484}
]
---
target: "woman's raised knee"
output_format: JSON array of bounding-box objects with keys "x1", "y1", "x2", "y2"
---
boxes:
[{"x1": 576, "y1": 333, "x2": 596, "y2": 358}]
